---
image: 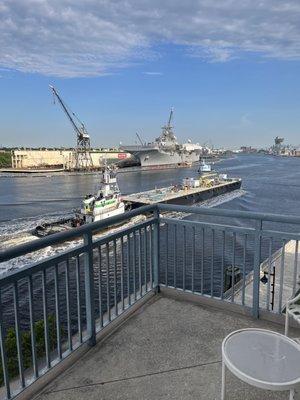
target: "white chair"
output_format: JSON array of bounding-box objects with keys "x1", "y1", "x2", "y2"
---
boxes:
[{"x1": 285, "y1": 292, "x2": 300, "y2": 343}]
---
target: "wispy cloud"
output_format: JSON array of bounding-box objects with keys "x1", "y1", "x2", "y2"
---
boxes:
[
  {"x1": 143, "y1": 71, "x2": 163, "y2": 76},
  {"x1": 1, "y1": 1, "x2": 300, "y2": 77}
]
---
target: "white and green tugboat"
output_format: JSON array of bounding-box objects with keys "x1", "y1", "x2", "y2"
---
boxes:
[
  {"x1": 34, "y1": 164, "x2": 125, "y2": 237},
  {"x1": 81, "y1": 164, "x2": 125, "y2": 224}
]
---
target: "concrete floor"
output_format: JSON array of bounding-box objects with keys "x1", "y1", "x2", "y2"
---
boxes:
[{"x1": 35, "y1": 295, "x2": 298, "y2": 400}]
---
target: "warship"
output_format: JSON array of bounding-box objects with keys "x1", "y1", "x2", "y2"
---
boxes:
[{"x1": 122, "y1": 109, "x2": 203, "y2": 169}]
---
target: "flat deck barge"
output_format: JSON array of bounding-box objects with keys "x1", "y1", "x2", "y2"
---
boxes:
[{"x1": 123, "y1": 178, "x2": 242, "y2": 208}]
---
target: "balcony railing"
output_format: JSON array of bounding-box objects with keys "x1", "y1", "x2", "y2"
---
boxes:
[{"x1": 0, "y1": 204, "x2": 299, "y2": 399}]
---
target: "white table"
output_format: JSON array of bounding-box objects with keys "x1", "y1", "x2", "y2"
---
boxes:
[{"x1": 222, "y1": 328, "x2": 300, "y2": 399}]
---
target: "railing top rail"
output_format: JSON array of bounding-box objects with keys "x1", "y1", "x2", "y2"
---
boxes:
[
  {"x1": 0, "y1": 204, "x2": 157, "y2": 264},
  {"x1": 158, "y1": 204, "x2": 300, "y2": 225}
]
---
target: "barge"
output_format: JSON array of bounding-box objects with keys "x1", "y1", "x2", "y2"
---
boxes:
[{"x1": 123, "y1": 175, "x2": 242, "y2": 209}]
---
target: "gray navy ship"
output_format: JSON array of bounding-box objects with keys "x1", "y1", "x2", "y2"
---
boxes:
[{"x1": 122, "y1": 109, "x2": 203, "y2": 169}]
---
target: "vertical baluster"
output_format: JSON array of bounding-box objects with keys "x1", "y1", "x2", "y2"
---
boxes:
[
  {"x1": 98, "y1": 246, "x2": 103, "y2": 328},
  {"x1": 242, "y1": 235, "x2": 247, "y2": 306},
  {"x1": 0, "y1": 288, "x2": 10, "y2": 399},
  {"x1": 42, "y1": 269, "x2": 51, "y2": 367},
  {"x1": 106, "y1": 242, "x2": 111, "y2": 322},
  {"x1": 113, "y1": 239, "x2": 118, "y2": 317},
  {"x1": 75, "y1": 256, "x2": 82, "y2": 343},
  {"x1": 278, "y1": 239, "x2": 286, "y2": 312},
  {"x1": 174, "y1": 224, "x2": 177, "y2": 288},
  {"x1": 127, "y1": 234, "x2": 131, "y2": 304},
  {"x1": 133, "y1": 231, "x2": 137, "y2": 300},
  {"x1": 231, "y1": 233, "x2": 236, "y2": 303},
  {"x1": 28, "y1": 275, "x2": 38, "y2": 378},
  {"x1": 292, "y1": 240, "x2": 299, "y2": 296},
  {"x1": 149, "y1": 226, "x2": 153, "y2": 288},
  {"x1": 120, "y1": 237, "x2": 125, "y2": 311},
  {"x1": 220, "y1": 231, "x2": 225, "y2": 299},
  {"x1": 266, "y1": 238, "x2": 273, "y2": 311},
  {"x1": 143, "y1": 227, "x2": 147, "y2": 293},
  {"x1": 252, "y1": 220, "x2": 262, "y2": 318},
  {"x1": 65, "y1": 260, "x2": 72, "y2": 352},
  {"x1": 13, "y1": 282, "x2": 25, "y2": 388},
  {"x1": 165, "y1": 224, "x2": 168, "y2": 287},
  {"x1": 138, "y1": 229, "x2": 142, "y2": 298},
  {"x1": 54, "y1": 264, "x2": 62, "y2": 359},
  {"x1": 210, "y1": 230, "x2": 215, "y2": 297},
  {"x1": 183, "y1": 225, "x2": 186, "y2": 291},
  {"x1": 192, "y1": 226, "x2": 195, "y2": 293},
  {"x1": 201, "y1": 228, "x2": 204, "y2": 295}
]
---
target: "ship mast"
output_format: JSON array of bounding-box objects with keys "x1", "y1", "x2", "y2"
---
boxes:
[
  {"x1": 161, "y1": 108, "x2": 176, "y2": 141},
  {"x1": 167, "y1": 108, "x2": 173, "y2": 128},
  {"x1": 49, "y1": 85, "x2": 93, "y2": 170}
]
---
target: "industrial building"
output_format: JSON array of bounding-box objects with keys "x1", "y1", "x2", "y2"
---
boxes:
[{"x1": 11, "y1": 149, "x2": 130, "y2": 170}]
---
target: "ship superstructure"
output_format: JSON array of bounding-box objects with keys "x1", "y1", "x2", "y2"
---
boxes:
[{"x1": 122, "y1": 109, "x2": 202, "y2": 169}]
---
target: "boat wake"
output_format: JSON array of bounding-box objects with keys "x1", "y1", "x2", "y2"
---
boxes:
[
  {"x1": 163, "y1": 189, "x2": 247, "y2": 220},
  {"x1": 0, "y1": 213, "x2": 146, "y2": 274},
  {"x1": 0, "y1": 190, "x2": 246, "y2": 274}
]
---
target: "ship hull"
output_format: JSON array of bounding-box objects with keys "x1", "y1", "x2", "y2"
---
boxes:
[{"x1": 124, "y1": 147, "x2": 201, "y2": 168}]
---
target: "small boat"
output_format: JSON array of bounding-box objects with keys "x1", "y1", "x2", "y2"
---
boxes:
[{"x1": 198, "y1": 159, "x2": 212, "y2": 173}]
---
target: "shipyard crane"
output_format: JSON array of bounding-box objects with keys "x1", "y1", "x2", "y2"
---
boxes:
[
  {"x1": 49, "y1": 85, "x2": 93, "y2": 170},
  {"x1": 135, "y1": 132, "x2": 145, "y2": 146}
]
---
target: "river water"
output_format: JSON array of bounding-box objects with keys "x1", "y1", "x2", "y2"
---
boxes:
[
  {"x1": 1, "y1": 154, "x2": 300, "y2": 269},
  {"x1": 0, "y1": 154, "x2": 299, "y2": 330}
]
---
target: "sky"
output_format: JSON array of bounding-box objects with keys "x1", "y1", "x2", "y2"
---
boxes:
[{"x1": 0, "y1": 0, "x2": 300, "y2": 149}]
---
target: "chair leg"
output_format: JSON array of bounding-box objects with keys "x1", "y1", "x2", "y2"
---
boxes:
[
  {"x1": 221, "y1": 360, "x2": 226, "y2": 400},
  {"x1": 289, "y1": 388, "x2": 294, "y2": 400}
]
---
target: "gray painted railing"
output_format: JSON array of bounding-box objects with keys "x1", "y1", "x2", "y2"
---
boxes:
[{"x1": 0, "y1": 204, "x2": 299, "y2": 399}]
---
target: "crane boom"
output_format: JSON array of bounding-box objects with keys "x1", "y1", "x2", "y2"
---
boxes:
[
  {"x1": 49, "y1": 85, "x2": 89, "y2": 141},
  {"x1": 49, "y1": 85, "x2": 93, "y2": 170},
  {"x1": 135, "y1": 132, "x2": 145, "y2": 146}
]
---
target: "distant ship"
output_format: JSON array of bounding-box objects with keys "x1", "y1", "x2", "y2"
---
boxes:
[{"x1": 121, "y1": 109, "x2": 203, "y2": 169}]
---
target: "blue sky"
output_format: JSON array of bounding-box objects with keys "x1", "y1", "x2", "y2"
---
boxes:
[{"x1": 1, "y1": 1, "x2": 300, "y2": 149}]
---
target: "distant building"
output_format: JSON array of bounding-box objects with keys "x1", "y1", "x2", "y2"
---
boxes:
[
  {"x1": 11, "y1": 149, "x2": 131, "y2": 170},
  {"x1": 240, "y1": 146, "x2": 257, "y2": 153}
]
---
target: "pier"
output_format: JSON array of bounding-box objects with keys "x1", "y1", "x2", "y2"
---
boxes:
[{"x1": 233, "y1": 240, "x2": 300, "y2": 313}]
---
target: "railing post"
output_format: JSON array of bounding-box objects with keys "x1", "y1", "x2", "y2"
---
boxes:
[
  {"x1": 252, "y1": 219, "x2": 262, "y2": 318},
  {"x1": 83, "y1": 232, "x2": 96, "y2": 346},
  {"x1": 153, "y1": 207, "x2": 160, "y2": 293}
]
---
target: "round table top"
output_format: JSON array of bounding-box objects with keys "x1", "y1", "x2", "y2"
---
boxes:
[{"x1": 223, "y1": 328, "x2": 300, "y2": 388}]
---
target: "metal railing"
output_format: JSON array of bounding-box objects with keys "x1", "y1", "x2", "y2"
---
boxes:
[{"x1": 0, "y1": 203, "x2": 299, "y2": 399}]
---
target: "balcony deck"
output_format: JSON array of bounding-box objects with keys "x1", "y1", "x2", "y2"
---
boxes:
[{"x1": 36, "y1": 295, "x2": 293, "y2": 400}]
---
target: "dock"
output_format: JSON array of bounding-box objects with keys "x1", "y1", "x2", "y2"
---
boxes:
[
  {"x1": 123, "y1": 178, "x2": 242, "y2": 208},
  {"x1": 233, "y1": 240, "x2": 299, "y2": 312}
]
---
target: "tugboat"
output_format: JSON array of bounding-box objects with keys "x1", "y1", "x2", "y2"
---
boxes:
[
  {"x1": 198, "y1": 159, "x2": 212, "y2": 173},
  {"x1": 81, "y1": 163, "x2": 125, "y2": 224},
  {"x1": 34, "y1": 163, "x2": 125, "y2": 237}
]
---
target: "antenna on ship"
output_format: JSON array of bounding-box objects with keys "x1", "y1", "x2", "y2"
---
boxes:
[
  {"x1": 167, "y1": 107, "x2": 174, "y2": 128},
  {"x1": 49, "y1": 85, "x2": 93, "y2": 171}
]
